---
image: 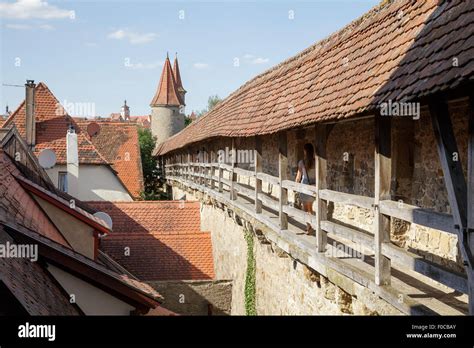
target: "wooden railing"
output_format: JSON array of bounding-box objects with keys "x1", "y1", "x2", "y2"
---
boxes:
[{"x1": 164, "y1": 155, "x2": 467, "y2": 295}]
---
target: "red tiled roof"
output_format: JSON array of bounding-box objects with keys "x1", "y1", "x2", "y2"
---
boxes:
[
  {"x1": 2, "y1": 82, "x2": 108, "y2": 165},
  {"x1": 0, "y1": 225, "x2": 81, "y2": 315},
  {"x1": 75, "y1": 121, "x2": 144, "y2": 198},
  {"x1": 155, "y1": 0, "x2": 474, "y2": 155},
  {"x1": 0, "y1": 134, "x2": 162, "y2": 312},
  {"x1": 150, "y1": 57, "x2": 182, "y2": 107},
  {"x1": 4, "y1": 219, "x2": 163, "y2": 305},
  {"x1": 173, "y1": 55, "x2": 185, "y2": 98},
  {"x1": 87, "y1": 201, "x2": 201, "y2": 234},
  {"x1": 110, "y1": 113, "x2": 122, "y2": 120},
  {"x1": 15, "y1": 174, "x2": 111, "y2": 234},
  {"x1": 0, "y1": 150, "x2": 69, "y2": 247},
  {"x1": 130, "y1": 115, "x2": 151, "y2": 129},
  {"x1": 101, "y1": 233, "x2": 214, "y2": 281},
  {"x1": 86, "y1": 201, "x2": 214, "y2": 281}
]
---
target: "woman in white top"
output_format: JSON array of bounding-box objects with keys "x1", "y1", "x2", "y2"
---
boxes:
[{"x1": 295, "y1": 143, "x2": 316, "y2": 235}]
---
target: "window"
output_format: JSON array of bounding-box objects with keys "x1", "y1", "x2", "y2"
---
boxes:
[{"x1": 58, "y1": 172, "x2": 68, "y2": 192}]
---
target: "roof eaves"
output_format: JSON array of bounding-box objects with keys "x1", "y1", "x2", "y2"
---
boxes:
[
  {"x1": 15, "y1": 174, "x2": 111, "y2": 234},
  {"x1": 2, "y1": 221, "x2": 163, "y2": 308}
]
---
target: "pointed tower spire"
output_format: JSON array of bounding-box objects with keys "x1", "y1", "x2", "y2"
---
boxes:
[
  {"x1": 150, "y1": 55, "x2": 181, "y2": 107},
  {"x1": 173, "y1": 53, "x2": 186, "y2": 106}
]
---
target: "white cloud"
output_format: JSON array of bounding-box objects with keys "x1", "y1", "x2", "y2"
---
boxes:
[
  {"x1": 193, "y1": 62, "x2": 209, "y2": 69},
  {"x1": 5, "y1": 22, "x2": 54, "y2": 30},
  {"x1": 251, "y1": 57, "x2": 269, "y2": 64},
  {"x1": 0, "y1": 0, "x2": 74, "y2": 19},
  {"x1": 38, "y1": 23, "x2": 53, "y2": 30},
  {"x1": 127, "y1": 61, "x2": 163, "y2": 70},
  {"x1": 242, "y1": 54, "x2": 269, "y2": 65},
  {"x1": 5, "y1": 23, "x2": 31, "y2": 29},
  {"x1": 108, "y1": 29, "x2": 157, "y2": 45}
]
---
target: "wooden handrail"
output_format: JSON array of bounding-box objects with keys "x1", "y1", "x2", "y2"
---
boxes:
[
  {"x1": 166, "y1": 173, "x2": 465, "y2": 294},
  {"x1": 319, "y1": 189, "x2": 373, "y2": 210}
]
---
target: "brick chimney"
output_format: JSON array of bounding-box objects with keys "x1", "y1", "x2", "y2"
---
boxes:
[{"x1": 25, "y1": 80, "x2": 36, "y2": 148}]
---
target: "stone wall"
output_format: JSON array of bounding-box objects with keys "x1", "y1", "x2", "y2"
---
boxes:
[
  {"x1": 148, "y1": 280, "x2": 232, "y2": 315},
  {"x1": 197, "y1": 199, "x2": 402, "y2": 315}
]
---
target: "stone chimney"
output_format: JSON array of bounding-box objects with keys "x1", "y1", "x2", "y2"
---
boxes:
[
  {"x1": 66, "y1": 127, "x2": 79, "y2": 197},
  {"x1": 25, "y1": 80, "x2": 36, "y2": 148}
]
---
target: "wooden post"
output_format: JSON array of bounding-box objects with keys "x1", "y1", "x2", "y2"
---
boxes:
[
  {"x1": 374, "y1": 112, "x2": 392, "y2": 286},
  {"x1": 279, "y1": 132, "x2": 288, "y2": 229},
  {"x1": 463, "y1": 94, "x2": 474, "y2": 314},
  {"x1": 210, "y1": 148, "x2": 216, "y2": 190},
  {"x1": 205, "y1": 149, "x2": 209, "y2": 188},
  {"x1": 199, "y1": 150, "x2": 204, "y2": 187},
  {"x1": 255, "y1": 136, "x2": 263, "y2": 213},
  {"x1": 315, "y1": 124, "x2": 328, "y2": 252},
  {"x1": 230, "y1": 138, "x2": 237, "y2": 200},
  {"x1": 218, "y1": 160, "x2": 223, "y2": 193},
  {"x1": 186, "y1": 151, "x2": 190, "y2": 182},
  {"x1": 191, "y1": 153, "x2": 195, "y2": 182}
]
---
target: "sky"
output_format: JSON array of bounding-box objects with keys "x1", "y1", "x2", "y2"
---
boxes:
[{"x1": 0, "y1": 0, "x2": 379, "y2": 118}]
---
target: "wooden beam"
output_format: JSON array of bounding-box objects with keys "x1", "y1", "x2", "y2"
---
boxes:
[
  {"x1": 430, "y1": 96, "x2": 474, "y2": 309},
  {"x1": 374, "y1": 112, "x2": 392, "y2": 285},
  {"x1": 319, "y1": 189, "x2": 373, "y2": 210},
  {"x1": 466, "y1": 93, "x2": 474, "y2": 314},
  {"x1": 315, "y1": 124, "x2": 328, "y2": 252},
  {"x1": 382, "y1": 243, "x2": 468, "y2": 294},
  {"x1": 230, "y1": 138, "x2": 237, "y2": 200},
  {"x1": 255, "y1": 136, "x2": 263, "y2": 213},
  {"x1": 210, "y1": 148, "x2": 216, "y2": 190},
  {"x1": 187, "y1": 151, "x2": 191, "y2": 182},
  {"x1": 278, "y1": 131, "x2": 288, "y2": 229},
  {"x1": 429, "y1": 97, "x2": 467, "y2": 233}
]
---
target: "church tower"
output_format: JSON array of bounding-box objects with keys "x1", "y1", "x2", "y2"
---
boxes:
[
  {"x1": 150, "y1": 53, "x2": 185, "y2": 145},
  {"x1": 120, "y1": 100, "x2": 130, "y2": 121}
]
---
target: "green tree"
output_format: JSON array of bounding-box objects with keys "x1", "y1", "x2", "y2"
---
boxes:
[
  {"x1": 138, "y1": 127, "x2": 164, "y2": 200},
  {"x1": 192, "y1": 94, "x2": 222, "y2": 119},
  {"x1": 207, "y1": 94, "x2": 221, "y2": 111}
]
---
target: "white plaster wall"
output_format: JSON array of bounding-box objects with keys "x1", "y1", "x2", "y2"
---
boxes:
[
  {"x1": 46, "y1": 164, "x2": 132, "y2": 202},
  {"x1": 47, "y1": 264, "x2": 135, "y2": 315}
]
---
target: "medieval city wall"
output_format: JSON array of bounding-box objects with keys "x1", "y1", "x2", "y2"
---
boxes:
[
  {"x1": 169, "y1": 101, "x2": 468, "y2": 314},
  {"x1": 204, "y1": 103, "x2": 467, "y2": 273},
  {"x1": 192, "y1": 195, "x2": 402, "y2": 315}
]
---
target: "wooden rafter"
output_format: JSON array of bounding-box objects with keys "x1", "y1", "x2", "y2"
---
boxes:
[{"x1": 430, "y1": 96, "x2": 474, "y2": 314}]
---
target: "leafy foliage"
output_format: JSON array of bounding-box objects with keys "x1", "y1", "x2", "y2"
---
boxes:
[
  {"x1": 244, "y1": 228, "x2": 257, "y2": 315},
  {"x1": 192, "y1": 95, "x2": 222, "y2": 119},
  {"x1": 138, "y1": 127, "x2": 165, "y2": 200}
]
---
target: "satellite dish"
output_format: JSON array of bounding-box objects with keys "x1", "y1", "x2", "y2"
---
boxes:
[
  {"x1": 93, "y1": 212, "x2": 113, "y2": 229},
  {"x1": 38, "y1": 149, "x2": 57, "y2": 169},
  {"x1": 87, "y1": 122, "x2": 101, "y2": 138}
]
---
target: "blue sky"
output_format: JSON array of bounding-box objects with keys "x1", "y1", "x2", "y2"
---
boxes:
[{"x1": 0, "y1": 0, "x2": 378, "y2": 117}]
